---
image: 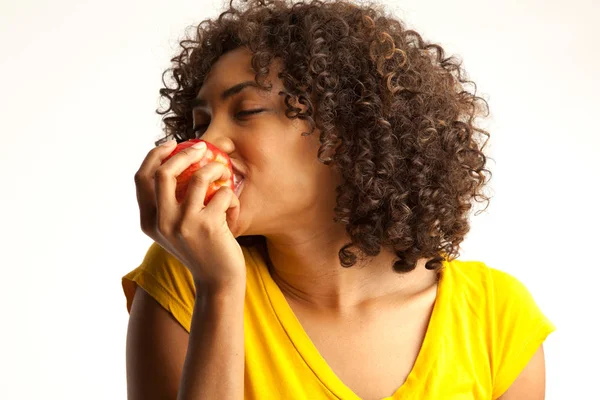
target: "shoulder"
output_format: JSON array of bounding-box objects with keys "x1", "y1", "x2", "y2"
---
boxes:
[
  {"x1": 440, "y1": 258, "x2": 542, "y2": 310},
  {"x1": 442, "y1": 258, "x2": 555, "y2": 332},
  {"x1": 126, "y1": 242, "x2": 197, "y2": 296},
  {"x1": 439, "y1": 258, "x2": 494, "y2": 295},
  {"x1": 122, "y1": 242, "x2": 196, "y2": 332},
  {"x1": 442, "y1": 259, "x2": 555, "y2": 398}
]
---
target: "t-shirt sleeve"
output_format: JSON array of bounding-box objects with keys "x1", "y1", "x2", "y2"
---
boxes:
[
  {"x1": 489, "y1": 268, "x2": 556, "y2": 399},
  {"x1": 122, "y1": 241, "x2": 196, "y2": 333}
]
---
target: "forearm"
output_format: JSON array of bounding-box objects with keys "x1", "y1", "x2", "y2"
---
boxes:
[{"x1": 177, "y1": 283, "x2": 246, "y2": 400}]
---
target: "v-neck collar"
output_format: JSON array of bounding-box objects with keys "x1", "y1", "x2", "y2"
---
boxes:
[{"x1": 248, "y1": 246, "x2": 449, "y2": 400}]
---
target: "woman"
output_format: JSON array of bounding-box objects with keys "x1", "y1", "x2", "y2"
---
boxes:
[{"x1": 122, "y1": 0, "x2": 555, "y2": 398}]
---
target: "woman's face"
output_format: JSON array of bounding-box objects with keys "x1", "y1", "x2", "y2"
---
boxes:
[{"x1": 193, "y1": 46, "x2": 342, "y2": 238}]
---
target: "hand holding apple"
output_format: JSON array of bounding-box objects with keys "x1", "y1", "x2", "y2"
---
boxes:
[
  {"x1": 134, "y1": 138, "x2": 246, "y2": 289},
  {"x1": 161, "y1": 139, "x2": 234, "y2": 205}
]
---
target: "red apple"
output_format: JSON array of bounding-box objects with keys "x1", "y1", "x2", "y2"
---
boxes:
[{"x1": 161, "y1": 139, "x2": 234, "y2": 205}]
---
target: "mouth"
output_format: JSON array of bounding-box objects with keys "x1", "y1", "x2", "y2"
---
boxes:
[
  {"x1": 230, "y1": 158, "x2": 246, "y2": 198},
  {"x1": 233, "y1": 172, "x2": 245, "y2": 197}
]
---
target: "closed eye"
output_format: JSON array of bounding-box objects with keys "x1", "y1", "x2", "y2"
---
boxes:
[
  {"x1": 192, "y1": 109, "x2": 265, "y2": 134},
  {"x1": 236, "y1": 109, "x2": 265, "y2": 117}
]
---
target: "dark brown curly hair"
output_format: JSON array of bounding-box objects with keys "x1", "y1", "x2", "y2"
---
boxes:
[{"x1": 154, "y1": 0, "x2": 493, "y2": 274}]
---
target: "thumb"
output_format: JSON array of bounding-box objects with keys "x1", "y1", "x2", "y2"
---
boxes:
[{"x1": 204, "y1": 186, "x2": 241, "y2": 230}]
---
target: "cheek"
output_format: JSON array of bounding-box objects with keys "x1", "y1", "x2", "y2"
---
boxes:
[
  {"x1": 256, "y1": 159, "x2": 315, "y2": 201},
  {"x1": 245, "y1": 129, "x2": 324, "y2": 195},
  {"x1": 280, "y1": 164, "x2": 329, "y2": 206}
]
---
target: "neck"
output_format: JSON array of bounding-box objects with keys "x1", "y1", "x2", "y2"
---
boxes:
[{"x1": 256, "y1": 231, "x2": 437, "y2": 313}]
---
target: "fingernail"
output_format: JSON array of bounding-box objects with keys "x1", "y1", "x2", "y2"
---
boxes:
[
  {"x1": 192, "y1": 141, "x2": 207, "y2": 150},
  {"x1": 161, "y1": 139, "x2": 176, "y2": 147}
]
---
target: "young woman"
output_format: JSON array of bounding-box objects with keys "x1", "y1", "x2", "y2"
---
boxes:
[{"x1": 122, "y1": 0, "x2": 555, "y2": 398}]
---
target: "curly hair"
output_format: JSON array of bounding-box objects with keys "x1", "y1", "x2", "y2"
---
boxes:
[{"x1": 154, "y1": 0, "x2": 493, "y2": 274}]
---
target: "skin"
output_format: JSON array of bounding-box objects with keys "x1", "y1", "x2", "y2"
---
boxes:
[{"x1": 126, "y1": 46, "x2": 547, "y2": 399}]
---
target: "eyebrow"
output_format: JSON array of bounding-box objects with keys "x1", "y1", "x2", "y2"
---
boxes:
[{"x1": 191, "y1": 81, "x2": 265, "y2": 110}]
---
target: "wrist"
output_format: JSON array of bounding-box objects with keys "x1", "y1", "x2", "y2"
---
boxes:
[{"x1": 194, "y1": 278, "x2": 246, "y2": 299}]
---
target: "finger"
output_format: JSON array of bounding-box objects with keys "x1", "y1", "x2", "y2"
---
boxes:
[
  {"x1": 155, "y1": 141, "x2": 209, "y2": 217},
  {"x1": 181, "y1": 161, "x2": 233, "y2": 216},
  {"x1": 225, "y1": 187, "x2": 241, "y2": 235},
  {"x1": 203, "y1": 185, "x2": 241, "y2": 234},
  {"x1": 134, "y1": 139, "x2": 178, "y2": 235}
]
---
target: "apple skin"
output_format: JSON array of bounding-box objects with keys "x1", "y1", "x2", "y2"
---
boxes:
[{"x1": 160, "y1": 139, "x2": 234, "y2": 205}]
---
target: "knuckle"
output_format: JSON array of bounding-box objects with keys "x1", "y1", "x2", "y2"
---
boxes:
[
  {"x1": 140, "y1": 222, "x2": 154, "y2": 236},
  {"x1": 178, "y1": 217, "x2": 211, "y2": 238},
  {"x1": 190, "y1": 173, "x2": 208, "y2": 186},
  {"x1": 154, "y1": 168, "x2": 170, "y2": 181},
  {"x1": 175, "y1": 224, "x2": 193, "y2": 240},
  {"x1": 194, "y1": 218, "x2": 212, "y2": 237},
  {"x1": 139, "y1": 208, "x2": 157, "y2": 236},
  {"x1": 133, "y1": 171, "x2": 145, "y2": 185},
  {"x1": 178, "y1": 148, "x2": 193, "y2": 157},
  {"x1": 156, "y1": 218, "x2": 172, "y2": 237},
  {"x1": 200, "y1": 219, "x2": 216, "y2": 235}
]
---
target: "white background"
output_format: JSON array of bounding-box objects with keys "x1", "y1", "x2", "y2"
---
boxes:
[{"x1": 1, "y1": 0, "x2": 598, "y2": 398}]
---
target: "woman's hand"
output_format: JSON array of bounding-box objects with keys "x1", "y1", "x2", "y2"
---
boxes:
[{"x1": 134, "y1": 140, "x2": 246, "y2": 290}]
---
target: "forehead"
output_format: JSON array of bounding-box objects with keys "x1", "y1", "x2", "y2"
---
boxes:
[
  {"x1": 202, "y1": 47, "x2": 255, "y2": 83},
  {"x1": 198, "y1": 47, "x2": 284, "y2": 95}
]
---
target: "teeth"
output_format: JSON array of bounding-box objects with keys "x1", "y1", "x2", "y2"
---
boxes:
[
  {"x1": 233, "y1": 173, "x2": 243, "y2": 186},
  {"x1": 234, "y1": 177, "x2": 244, "y2": 196}
]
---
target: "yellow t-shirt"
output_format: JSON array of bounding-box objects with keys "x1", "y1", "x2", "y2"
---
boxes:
[{"x1": 122, "y1": 242, "x2": 556, "y2": 399}]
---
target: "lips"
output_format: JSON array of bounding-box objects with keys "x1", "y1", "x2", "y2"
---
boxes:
[
  {"x1": 234, "y1": 176, "x2": 245, "y2": 197},
  {"x1": 231, "y1": 164, "x2": 245, "y2": 197}
]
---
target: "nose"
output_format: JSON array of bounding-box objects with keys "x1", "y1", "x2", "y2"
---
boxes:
[{"x1": 197, "y1": 123, "x2": 235, "y2": 155}]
